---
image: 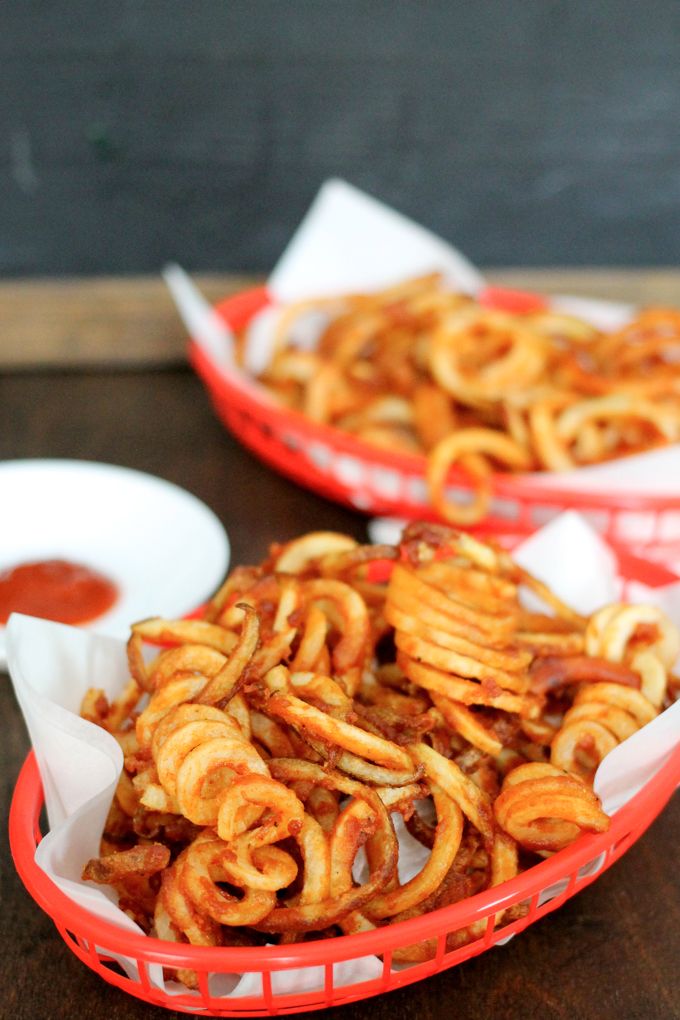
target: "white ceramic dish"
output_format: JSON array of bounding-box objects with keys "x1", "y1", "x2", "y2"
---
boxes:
[{"x1": 0, "y1": 460, "x2": 230, "y2": 669}]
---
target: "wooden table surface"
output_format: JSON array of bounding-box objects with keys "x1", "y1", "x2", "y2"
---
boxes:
[{"x1": 1, "y1": 271, "x2": 680, "y2": 1020}]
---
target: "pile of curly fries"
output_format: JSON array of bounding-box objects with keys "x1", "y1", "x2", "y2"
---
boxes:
[
  {"x1": 81, "y1": 524, "x2": 679, "y2": 986},
  {"x1": 251, "y1": 275, "x2": 680, "y2": 523}
]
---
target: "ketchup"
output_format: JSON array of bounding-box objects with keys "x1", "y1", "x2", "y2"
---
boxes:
[{"x1": 0, "y1": 559, "x2": 118, "y2": 625}]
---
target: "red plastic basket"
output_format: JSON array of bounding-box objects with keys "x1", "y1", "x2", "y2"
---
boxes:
[
  {"x1": 8, "y1": 550, "x2": 680, "y2": 1016},
  {"x1": 10, "y1": 744, "x2": 680, "y2": 1016},
  {"x1": 190, "y1": 288, "x2": 680, "y2": 565}
]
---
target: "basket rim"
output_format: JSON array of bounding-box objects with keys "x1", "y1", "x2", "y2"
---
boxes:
[
  {"x1": 10, "y1": 741, "x2": 680, "y2": 971},
  {"x1": 190, "y1": 286, "x2": 680, "y2": 513}
]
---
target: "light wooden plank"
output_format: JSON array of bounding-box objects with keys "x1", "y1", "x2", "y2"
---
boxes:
[
  {"x1": 486, "y1": 267, "x2": 680, "y2": 305},
  {"x1": 0, "y1": 269, "x2": 678, "y2": 371},
  {"x1": 0, "y1": 274, "x2": 260, "y2": 371}
]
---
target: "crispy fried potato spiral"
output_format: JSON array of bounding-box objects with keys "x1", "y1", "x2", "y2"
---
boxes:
[
  {"x1": 387, "y1": 558, "x2": 540, "y2": 718},
  {"x1": 550, "y1": 602, "x2": 678, "y2": 777},
  {"x1": 494, "y1": 763, "x2": 610, "y2": 852}
]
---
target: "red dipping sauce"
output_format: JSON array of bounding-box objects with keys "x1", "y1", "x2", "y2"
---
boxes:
[{"x1": 0, "y1": 559, "x2": 118, "y2": 625}]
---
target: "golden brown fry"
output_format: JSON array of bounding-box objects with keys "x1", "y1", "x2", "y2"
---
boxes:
[
  {"x1": 494, "y1": 763, "x2": 609, "y2": 852},
  {"x1": 82, "y1": 843, "x2": 170, "y2": 883}
]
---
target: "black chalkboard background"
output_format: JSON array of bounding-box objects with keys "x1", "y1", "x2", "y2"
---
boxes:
[{"x1": 2, "y1": 1, "x2": 680, "y2": 276}]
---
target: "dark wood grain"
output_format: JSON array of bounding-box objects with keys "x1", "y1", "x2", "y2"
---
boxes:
[{"x1": 1, "y1": 367, "x2": 679, "y2": 1020}]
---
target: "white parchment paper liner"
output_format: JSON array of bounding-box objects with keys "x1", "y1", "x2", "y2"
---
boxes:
[
  {"x1": 165, "y1": 178, "x2": 680, "y2": 496},
  {"x1": 7, "y1": 512, "x2": 680, "y2": 1000}
]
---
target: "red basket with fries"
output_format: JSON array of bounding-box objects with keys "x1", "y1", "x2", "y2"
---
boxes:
[
  {"x1": 190, "y1": 287, "x2": 680, "y2": 566},
  {"x1": 8, "y1": 526, "x2": 680, "y2": 1017},
  {"x1": 10, "y1": 738, "x2": 680, "y2": 1016}
]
